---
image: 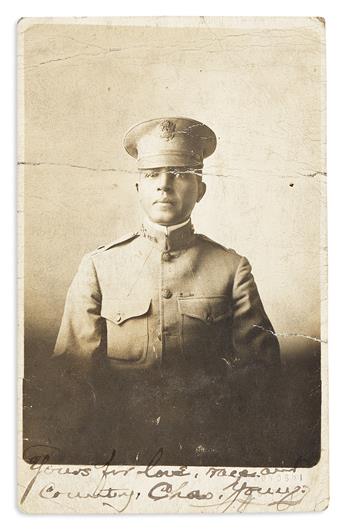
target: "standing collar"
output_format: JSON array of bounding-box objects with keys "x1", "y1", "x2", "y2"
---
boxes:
[
  {"x1": 140, "y1": 217, "x2": 195, "y2": 251},
  {"x1": 143, "y1": 217, "x2": 191, "y2": 234}
]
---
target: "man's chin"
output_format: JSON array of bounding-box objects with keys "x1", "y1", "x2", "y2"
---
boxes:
[{"x1": 148, "y1": 214, "x2": 181, "y2": 226}]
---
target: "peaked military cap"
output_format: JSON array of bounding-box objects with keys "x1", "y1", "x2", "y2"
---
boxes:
[{"x1": 123, "y1": 117, "x2": 217, "y2": 169}]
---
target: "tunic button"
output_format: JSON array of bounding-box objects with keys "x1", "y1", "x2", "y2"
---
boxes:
[
  {"x1": 158, "y1": 334, "x2": 162, "y2": 341},
  {"x1": 115, "y1": 313, "x2": 122, "y2": 323},
  {"x1": 162, "y1": 251, "x2": 171, "y2": 261},
  {"x1": 162, "y1": 288, "x2": 172, "y2": 299}
]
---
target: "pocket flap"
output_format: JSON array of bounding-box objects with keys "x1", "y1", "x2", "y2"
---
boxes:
[
  {"x1": 178, "y1": 297, "x2": 232, "y2": 324},
  {"x1": 101, "y1": 297, "x2": 151, "y2": 325}
]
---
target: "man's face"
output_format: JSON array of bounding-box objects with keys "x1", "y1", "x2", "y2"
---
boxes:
[{"x1": 137, "y1": 167, "x2": 206, "y2": 226}]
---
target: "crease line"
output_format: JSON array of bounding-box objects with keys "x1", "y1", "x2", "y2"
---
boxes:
[{"x1": 253, "y1": 324, "x2": 326, "y2": 343}]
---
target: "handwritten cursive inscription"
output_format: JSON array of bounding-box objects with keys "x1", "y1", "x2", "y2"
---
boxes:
[{"x1": 20, "y1": 446, "x2": 310, "y2": 513}]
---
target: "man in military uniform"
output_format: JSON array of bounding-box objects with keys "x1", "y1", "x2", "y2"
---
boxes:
[{"x1": 52, "y1": 117, "x2": 280, "y2": 465}]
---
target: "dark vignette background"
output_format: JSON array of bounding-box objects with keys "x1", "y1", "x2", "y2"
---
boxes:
[{"x1": 23, "y1": 334, "x2": 321, "y2": 467}]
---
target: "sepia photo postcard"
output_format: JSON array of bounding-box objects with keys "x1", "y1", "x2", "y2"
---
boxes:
[{"x1": 17, "y1": 16, "x2": 328, "y2": 514}]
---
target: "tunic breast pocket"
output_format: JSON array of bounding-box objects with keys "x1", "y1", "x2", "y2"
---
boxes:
[
  {"x1": 101, "y1": 297, "x2": 151, "y2": 362},
  {"x1": 177, "y1": 296, "x2": 233, "y2": 358}
]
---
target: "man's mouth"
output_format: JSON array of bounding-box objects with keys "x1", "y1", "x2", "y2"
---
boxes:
[{"x1": 153, "y1": 198, "x2": 174, "y2": 205}]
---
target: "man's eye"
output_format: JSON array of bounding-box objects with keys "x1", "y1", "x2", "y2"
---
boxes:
[{"x1": 145, "y1": 171, "x2": 158, "y2": 179}]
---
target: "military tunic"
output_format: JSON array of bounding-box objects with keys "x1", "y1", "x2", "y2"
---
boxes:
[{"x1": 54, "y1": 219, "x2": 279, "y2": 370}]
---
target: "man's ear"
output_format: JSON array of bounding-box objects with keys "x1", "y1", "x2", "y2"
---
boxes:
[{"x1": 196, "y1": 181, "x2": 206, "y2": 203}]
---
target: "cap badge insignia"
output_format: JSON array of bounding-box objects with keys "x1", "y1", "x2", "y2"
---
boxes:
[{"x1": 159, "y1": 120, "x2": 176, "y2": 141}]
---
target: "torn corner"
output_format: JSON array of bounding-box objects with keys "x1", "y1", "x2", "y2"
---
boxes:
[{"x1": 315, "y1": 17, "x2": 326, "y2": 26}]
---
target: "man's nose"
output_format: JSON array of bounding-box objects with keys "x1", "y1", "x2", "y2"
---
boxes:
[{"x1": 157, "y1": 171, "x2": 173, "y2": 191}]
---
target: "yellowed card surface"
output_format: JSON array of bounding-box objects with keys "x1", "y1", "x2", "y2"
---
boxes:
[{"x1": 18, "y1": 16, "x2": 328, "y2": 514}]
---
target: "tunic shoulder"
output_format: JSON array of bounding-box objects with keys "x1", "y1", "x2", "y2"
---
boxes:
[
  {"x1": 90, "y1": 231, "x2": 140, "y2": 255},
  {"x1": 196, "y1": 233, "x2": 242, "y2": 259}
]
